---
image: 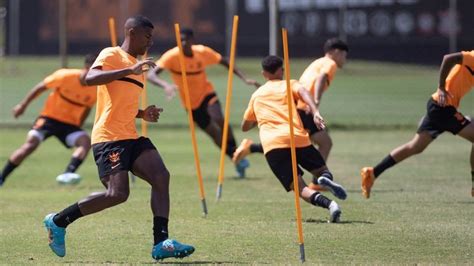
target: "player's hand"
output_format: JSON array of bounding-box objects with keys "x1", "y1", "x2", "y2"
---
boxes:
[
  {"x1": 245, "y1": 79, "x2": 261, "y2": 88},
  {"x1": 313, "y1": 112, "x2": 326, "y2": 130},
  {"x1": 164, "y1": 84, "x2": 177, "y2": 101},
  {"x1": 437, "y1": 88, "x2": 453, "y2": 107},
  {"x1": 129, "y1": 58, "x2": 156, "y2": 75},
  {"x1": 142, "y1": 105, "x2": 163, "y2": 122},
  {"x1": 12, "y1": 103, "x2": 26, "y2": 119}
]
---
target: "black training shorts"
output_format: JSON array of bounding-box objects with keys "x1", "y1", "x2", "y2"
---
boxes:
[
  {"x1": 265, "y1": 146, "x2": 326, "y2": 192},
  {"x1": 297, "y1": 109, "x2": 323, "y2": 136},
  {"x1": 30, "y1": 116, "x2": 85, "y2": 148},
  {"x1": 417, "y1": 98, "x2": 470, "y2": 139},
  {"x1": 92, "y1": 137, "x2": 156, "y2": 178},
  {"x1": 191, "y1": 93, "x2": 219, "y2": 129}
]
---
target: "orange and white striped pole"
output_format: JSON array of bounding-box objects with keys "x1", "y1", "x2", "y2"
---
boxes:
[
  {"x1": 216, "y1": 15, "x2": 239, "y2": 200},
  {"x1": 282, "y1": 28, "x2": 305, "y2": 263},
  {"x1": 174, "y1": 23, "x2": 208, "y2": 216}
]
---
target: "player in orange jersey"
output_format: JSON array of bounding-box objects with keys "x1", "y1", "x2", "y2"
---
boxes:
[
  {"x1": 241, "y1": 56, "x2": 347, "y2": 222},
  {"x1": 361, "y1": 51, "x2": 474, "y2": 199},
  {"x1": 147, "y1": 28, "x2": 260, "y2": 178},
  {"x1": 0, "y1": 54, "x2": 97, "y2": 186},
  {"x1": 42, "y1": 16, "x2": 194, "y2": 261}
]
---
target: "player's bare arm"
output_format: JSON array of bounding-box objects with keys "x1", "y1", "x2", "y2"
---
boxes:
[
  {"x1": 241, "y1": 120, "x2": 257, "y2": 132},
  {"x1": 12, "y1": 82, "x2": 48, "y2": 118},
  {"x1": 85, "y1": 58, "x2": 156, "y2": 86},
  {"x1": 220, "y1": 58, "x2": 261, "y2": 88},
  {"x1": 147, "y1": 67, "x2": 177, "y2": 100},
  {"x1": 437, "y1": 52, "x2": 462, "y2": 106},
  {"x1": 298, "y1": 86, "x2": 325, "y2": 130},
  {"x1": 313, "y1": 73, "x2": 329, "y2": 109},
  {"x1": 136, "y1": 105, "x2": 163, "y2": 122}
]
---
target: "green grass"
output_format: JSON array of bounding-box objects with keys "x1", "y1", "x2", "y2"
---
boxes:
[
  {"x1": 0, "y1": 127, "x2": 473, "y2": 264},
  {"x1": 0, "y1": 57, "x2": 473, "y2": 264}
]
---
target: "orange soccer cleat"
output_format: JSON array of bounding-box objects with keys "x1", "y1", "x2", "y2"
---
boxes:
[
  {"x1": 232, "y1": 138, "x2": 253, "y2": 164},
  {"x1": 360, "y1": 167, "x2": 375, "y2": 199}
]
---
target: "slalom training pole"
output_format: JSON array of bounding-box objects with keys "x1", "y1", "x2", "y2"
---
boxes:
[
  {"x1": 174, "y1": 23, "x2": 208, "y2": 216},
  {"x1": 282, "y1": 28, "x2": 305, "y2": 263},
  {"x1": 108, "y1": 17, "x2": 117, "y2": 46},
  {"x1": 216, "y1": 15, "x2": 239, "y2": 200}
]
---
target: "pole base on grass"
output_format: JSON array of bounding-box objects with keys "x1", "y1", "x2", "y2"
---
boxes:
[
  {"x1": 299, "y1": 243, "x2": 305, "y2": 263},
  {"x1": 216, "y1": 184, "x2": 223, "y2": 201},
  {"x1": 201, "y1": 198, "x2": 208, "y2": 217}
]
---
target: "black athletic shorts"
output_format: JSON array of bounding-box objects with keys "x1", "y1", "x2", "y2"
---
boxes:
[
  {"x1": 297, "y1": 109, "x2": 322, "y2": 135},
  {"x1": 92, "y1": 137, "x2": 156, "y2": 178},
  {"x1": 265, "y1": 146, "x2": 326, "y2": 192},
  {"x1": 29, "y1": 116, "x2": 85, "y2": 148},
  {"x1": 417, "y1": 98, "x2": 470, "y2": 139},
  {"x1": 192, "y1": 93, "x2": 219, "y2": 129}
]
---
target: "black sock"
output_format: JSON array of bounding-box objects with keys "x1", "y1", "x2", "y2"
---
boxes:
[
  {"x1": 53, "y1": 203, "x2": 83, "y2": 228},
  {"x1": 153, "y1": 216, "x2": 169, "y2": 245},
  {"x1": 226, "y1": 138, "x2": 237, "y2": 159},
  {"x1": 0, "y1": 160, "x2": 18, "y2": 183},
  {"x1": 250, "y1": 143, "x2": 264, "y2": 153},
  {"x1": 65, "y1": 157, "x2": 83, "y2": 173},
  {"x1": 309, "y1": 192, "x2": 332, "y2": 209},
  {"x1": 373, "y1": 155, "x2": 397, "y2": 178},
  {"x1": 319, "y1": 170, "x2": 333, "y2": 181}
]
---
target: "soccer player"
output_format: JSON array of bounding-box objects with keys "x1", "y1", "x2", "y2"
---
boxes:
[
  {"x1": 147, "y1": 28, "x2": 260, "y2": 178},
  {"x1": 43, "y1": 16, "x2": 194, "y2": 260},
  {"x1": 0, "y1": 54, "x2": 97, "y2": 186},
  {"x1": 241, "y1": 55, "x2": 347, "y2": 222},
  {"x1": 233, "y1": 38, "x2": 348, "y2": 162},
  {"x1": 361, "y1": 51, "x2": 474, "y2": 198}
]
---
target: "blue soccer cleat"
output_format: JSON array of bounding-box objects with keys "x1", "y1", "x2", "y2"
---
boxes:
[
  {"x1": 317, "y1": 176, "x2": 347, "y2": 200},
  {"x1": 152, "y1": 239, "x2": 195, "y2": 260},
  {"x1": 235, "y1": 158, "x2": 250, "y2": 178},
  {"x1": 43, "y1": 213, "x2": 66, "y2": 257}
]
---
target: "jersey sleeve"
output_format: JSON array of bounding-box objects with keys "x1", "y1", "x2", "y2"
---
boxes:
[
  {"x1": 461, "y1": 50, "x2": 474, "y2": 68},
  {"x1": 43, "y1": 70, "x2": 65, "y2": 89},
  {"x1": 91, "y1": 48, "x2": 116, "y2": 69},
  {"x1": 243, "y1": 96, "x2": 257, "y2": 122},
  {"x1": 291, "y1": 80, "x2": 303, "y2": 101},
  {"x1": 202, "y1": 46, "x2": 222, "y2": 66},
  {"x1": 156, "y1": 49, "x2": 176, "y2": 69}
]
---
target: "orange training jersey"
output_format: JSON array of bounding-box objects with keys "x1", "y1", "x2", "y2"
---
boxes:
[
  {"x1": 91, "y1": 47, "x2": 145, "y2": 144},
  {"x1": 156, "y1": 45, "x2": 222, "y2": 110},
  {"x1": 432, "y1": 50, "x2": 474, "y2": 108},
  {"x1": 297, "y1": 56, "x2": 337, "y2": 110},
  {"x1": 40, "y1": 69, "x2": 96, "y2": 127},
  {"x1": 243, "y1": 79, "x2": 311, "y2": 154}
]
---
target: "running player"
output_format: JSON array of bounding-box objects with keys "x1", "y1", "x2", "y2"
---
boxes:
[
  {"x1": 43, "y1": 16, "x2": 194, "y2": 260},
  {"x1": 0, "y1": 54, "x2": 97, "y2": 186},
  {"x1": 233, "y1": 38, "x2": 348, "y2": 162},
  {"x1": 241, "y1": 55, "x2": 347, "y2": 222},
  {"x1": 361, "y1": 51, "x2": 474, "y2": 198},
  {"x1": 147, "y1": 28, "x2": 260, "y2": 178}
]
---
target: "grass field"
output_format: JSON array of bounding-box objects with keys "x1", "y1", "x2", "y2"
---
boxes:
[{"x1": 0, "y1": 57, "x2": 473, "y2": 264}]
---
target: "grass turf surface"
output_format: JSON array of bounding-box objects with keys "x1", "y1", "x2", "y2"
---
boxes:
[{"x1": 0, "y1": 57, "x2": 473, "y2": 264}]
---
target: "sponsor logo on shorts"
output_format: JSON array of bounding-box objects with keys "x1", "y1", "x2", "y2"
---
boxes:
[{"x1": 108, "y1": 151, "x2": 121, "y2": 170}]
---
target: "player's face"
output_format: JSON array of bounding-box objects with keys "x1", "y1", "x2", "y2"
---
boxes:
[
  {"x1": 181, "y1": 34, "x2": 194, "y2": 49},
  {"x1": 334, "y1": 50, "x2": 347, "y2": 68},
  {"x1": 132, "y1": 26, "x2": 154, "y2": 55}
]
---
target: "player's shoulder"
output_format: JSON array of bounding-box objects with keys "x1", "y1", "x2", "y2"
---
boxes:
[
  {"x1": 98, "y1": 46, "x2": 121, "y2": 57},
  {"x1": 462, "y1": 50, "x2": 474, "y2": 58},
  {"x1": 193, "y1": 44, "x2": 216, "y2": 54}
]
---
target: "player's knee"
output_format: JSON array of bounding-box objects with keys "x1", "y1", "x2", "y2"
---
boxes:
[
  {"x1": 77, "y1": 136, "x2": 91, "y2": 150},
  {"x1": 408, "y1": 143, "x2": 426, "y2": 154},
  {"x1": 106, "y1": 190, "x2": 129, "y2": 204}
]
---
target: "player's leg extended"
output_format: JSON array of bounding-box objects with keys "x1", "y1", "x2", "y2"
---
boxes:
[
  {"x1": 361, "y1": 131, "x2": 433, "y2": 198},
  {"x1": 207, "y1": 101, "x2": 237, "y2": 158},
  {"x1": 310, "y1": 130, "x2": 332, "y2": 162},
  {"x1": 44, "y1": 171, "x2": 130, "y2": 257},
  {"x1": 456, "y1": 122, "x2": 474, "y2": 196},
  {"x1": 57, "y1": 133, "x2": 91, "y2": 184},
  {"x1": 297, "y1": 177, "x2": 342, "y2": 223},
  {"x1": 0, "y1": 132, "x2": 41, "y2": 185},
  {"x1": 132, "y1": 148, "x2": 195, "y2": 260}
]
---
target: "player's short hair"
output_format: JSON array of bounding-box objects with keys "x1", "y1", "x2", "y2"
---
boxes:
[
  {"x1": 324, "y1": 38, "x2": 349, "y2": 53},
  {"x1": 84, "y1": 53, "x2": 97, "y2": 66},
  {"x1": 125, "y1": 15, "x2": 154, "y2": 30},
  {"x1": 261, "y1": 55, "x2": 283, "y2": 74},
  {"x1": 180, "y1": 28, "x2": 194, "y2": 38}
]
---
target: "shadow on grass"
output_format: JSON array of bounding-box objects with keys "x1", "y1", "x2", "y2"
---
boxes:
[
  {"x1": 66, "y1": 260, "x2": 246, "y2": 265},
  {"x1": 301, "y1": 218, "x2": 374, "y2": 224}
]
